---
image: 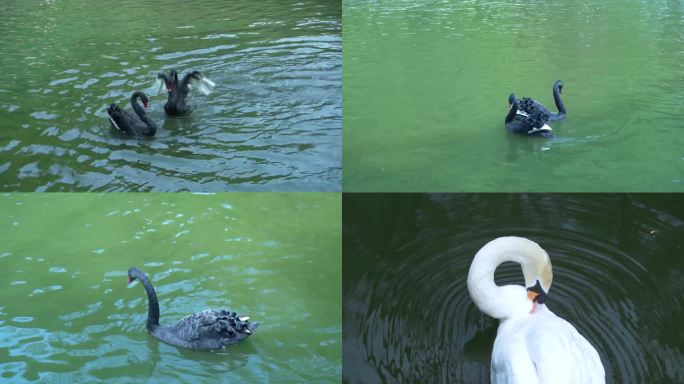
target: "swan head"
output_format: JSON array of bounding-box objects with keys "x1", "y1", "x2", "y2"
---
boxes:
[
  {"x1": 127, "y1": 267, "x2": 145, "y2": 284},
  {"x1": 131, "y1": 92, "x2": 150, "y2": 109},
  {"x1": 508, "y1": 93, "x2": 517, "y2": 109},
  {"x1": 554, "y1": 80, "x2": 563, "y2": 94},
  {"x1": 158, "y1": 70, "x2": 177, "y2": 92},
  {"x1": 518, "y1": 240, "x2": 553, "y2": 304}
]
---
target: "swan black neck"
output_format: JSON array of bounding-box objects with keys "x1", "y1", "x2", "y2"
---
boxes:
[
  {"x1": 553, "y1": 80, "x2": 566, "y2": 115},
  {"x1": 180, "y1": 71, "x2": 201, "y2": 91},
  {"x1": 130, "y1": 92, "x2": 149, "y2": 118},
  {"x1": 129, "y1": 268, "x2": 160, "y2": 331},
  {"x1": 505, "y1": 96, "x2": 518, "y2": 124}
]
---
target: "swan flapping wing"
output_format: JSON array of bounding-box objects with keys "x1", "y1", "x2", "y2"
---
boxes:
[
  {"x1": 188, "y1": 75, "x2": 215, "y2": 95},
  {"x1": 148, "y1": 77, "x2": 166, "y2": 97}
]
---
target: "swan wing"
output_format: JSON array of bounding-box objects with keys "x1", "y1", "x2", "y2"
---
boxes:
[
  {"x1": 527, "y1": 308, "x2": 605, "y2": 384},
  {"x1": 526, "y1": 125, "x2": 552, "y2": 135},
  {"x1": 517, "y1": 98, "x2": 551, "y2": 129},
  {"x1": 491, "y1": 317, "x2": 540, "y2": 384},
  {"x1": 149, "y1": 77, "x2": 165, "y2": 96},
  {"x1": 107, "y1": 104, "x2": 141, "y2": 134},
  {"x1": 172, "y1": 309, "x2": 257, "y2": 342},
  {"x1": 188, "y1": 75, "x2": 215, "y2": 95}
]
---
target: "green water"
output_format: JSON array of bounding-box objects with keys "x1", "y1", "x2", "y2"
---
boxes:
[
  {"x1": 343, "y1": 194, "x2": 684, "y2": 383},
  {"x1": 343, "y1": 0, "x2": 684, "y2": 192},
  {"x1": 0, "y1": 193, "x2": 341, "y2": 382},
  {"x1": 0, "y1": 0, "x2": 341, "y2": 192}
]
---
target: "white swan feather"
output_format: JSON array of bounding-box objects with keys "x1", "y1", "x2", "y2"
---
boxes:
[{"x1": 467, "y1": 236, "x2": 605, "y2": 384}]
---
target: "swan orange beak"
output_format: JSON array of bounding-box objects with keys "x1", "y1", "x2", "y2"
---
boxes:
[{"x1": 527, "y1": 290, "x2": 539, "y2": 302}]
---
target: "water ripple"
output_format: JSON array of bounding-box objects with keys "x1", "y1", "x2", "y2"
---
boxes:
[
  {"x1": 0, "y1": 0, "x2": 340, "y2": 192},
  {"x1": 343, "y1": 194, "x2": 684, "y2": 383}
]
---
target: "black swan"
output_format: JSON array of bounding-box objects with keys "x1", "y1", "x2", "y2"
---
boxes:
[
  {"x1": 157, "y1": 69, "x2": 215, "y2": 116},
  {"x1": 505, "y1": 80, "x2": 566, "y2": 138},
  {"x1": 107, "y1": 91, "x2": 157, "y2": 136},
  {"x1": 127, "y1": 267, "x2": 258, "y2": 350}
]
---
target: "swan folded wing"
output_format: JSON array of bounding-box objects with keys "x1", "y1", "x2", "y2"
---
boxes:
[
  {"x1": 172, "y1": 309, "x2": 255, "y2": 342},
  {"x1": 517, "y1": 98, "x2": 550, "y2": 129},
  {"x1": 107, "y1": 105, "x2": 123, "y2": 132},
  {"x1": 107, "y1": 104, "x2": 140, "y2": 134},
  {"x1": 526, "y1": 314, "x2": 605, "y2": 384}
]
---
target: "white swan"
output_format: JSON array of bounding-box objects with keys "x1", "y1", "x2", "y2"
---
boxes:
[{"x1": 467, "y1": 236, "x2": 605, "y2": 384}]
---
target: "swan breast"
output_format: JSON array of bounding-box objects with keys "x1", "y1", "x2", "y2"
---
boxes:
[{"x1": 492, "y1": 306, "x2": 604, "y2": 384}]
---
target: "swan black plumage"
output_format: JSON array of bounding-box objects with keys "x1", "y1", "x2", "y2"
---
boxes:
[
  {"x1": 107, "y1": 91, "x2": 157, "y2": 136},
  {"x1": 127, "y1": 267, "x2": 258, "y2": 350},
  {"x1": 505, "y1": 80, "x2": 566, "y2": 138},
  {"x1": 157, "y1": 69, "x2": 214, "y2": 116}
]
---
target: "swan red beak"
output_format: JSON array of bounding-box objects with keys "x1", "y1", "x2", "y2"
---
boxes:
[
  {"x1": 143, "y1": 101, "x2": 149, "y2": 109},
  {"x1": 128, "y1": 276, "x2": 132, "y2": 284}
]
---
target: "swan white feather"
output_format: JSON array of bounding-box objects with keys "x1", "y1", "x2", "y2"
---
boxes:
[
  {"x1": 467, "y1": 236, "x2": 605, "y2": 384},
  {"x1": 108, "y1": 115, "x2": 122, "y2": 132},
  {"x1": 527, "y1": 124, "x2": 552, "y2": 134}
]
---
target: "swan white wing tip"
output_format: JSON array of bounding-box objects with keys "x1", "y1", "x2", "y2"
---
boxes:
[
  {"x1": 149, "y1": 77, "x2": 164, "y2": 96},
  {"x1": 201, "y1": 76, "x2": 216, "y2": 87},
  {"x1": 238, "y1": 316, "x2": 250, "y2": 321},
  {"x1": 527, "y1": 125, "x2": 553, "y2": 135},
  {"x1": 190, "y1": 76, "x2": 216, "y2": 95},
  {"x1": 109, "y1": 115, "x2": 122, "y2": 132}
]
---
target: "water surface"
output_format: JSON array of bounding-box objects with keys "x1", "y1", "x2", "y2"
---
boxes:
[
  {"x1": 0, "y1": 0, "x2": 341, "y2": 191},
  {"x1": 344, "y1": 0, "x2": 684, "y2": 191},
  {"x1": 343, "y1": 194, "x2": 683, "y2": 383},
  {"x1": 0, "y1": 193, "x2": 341, "y2": 382}
]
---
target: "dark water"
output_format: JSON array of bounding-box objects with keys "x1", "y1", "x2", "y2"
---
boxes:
[
  {"x1": 0, "y1": 0, "x2": 341, "y2": 191},
  {"x1": 343, "y1": 0, "x2": 684, "y2": 192},
  {"x1": 343, "y1": 194, "x2": 684, "y2": 383},
  {"x1": 0, "y1": 193, "x2": 341, "y2": 382}
]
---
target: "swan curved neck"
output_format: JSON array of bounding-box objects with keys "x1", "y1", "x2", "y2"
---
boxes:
[
  {"x1": 505, "y1": 100, "x2": 518, "y2": 124},
  {"x1": 553, "y1": 82, "x2": 566, "y2": 115},
  {"x1": 179, "y1": 71, "x2": 197, "y2": 91},
  {"x1": 467, "y1": 237, "x2": 550, "y2": 320},
  {"x1": 130, "y1": 92, "x2": 147, "y2": 118},
  {"x1": 136, "y1": 273, "x2": 160, "y2": 331}
]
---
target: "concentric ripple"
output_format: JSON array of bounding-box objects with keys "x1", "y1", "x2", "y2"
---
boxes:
[
  {"x1": 343, "y1": 194, "x2": 684, "y2": 383},
  {"x1": 0, "y1": 0, "x2": 341, "y2": 191}
]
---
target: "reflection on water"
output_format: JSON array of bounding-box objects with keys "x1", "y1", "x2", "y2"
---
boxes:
[
  {"x1": 344, "y1": 0, "x2": 684, "y2": 191},
  {"x1": 343, "y1": 194, "x2": 684, "y2": 383},
  {"x1": 0, "y1": 0, "x2": 341, "y2": 191},
  {"x1": 0, "y1": 193, "x2": 341, "y2": 382}
]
